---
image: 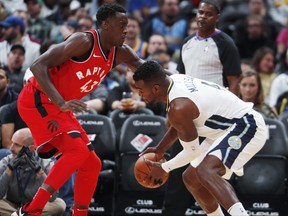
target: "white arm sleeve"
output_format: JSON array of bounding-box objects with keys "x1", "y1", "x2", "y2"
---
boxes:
[{"x1": 161, "y1": 138, "x2": 199, "y2": 173}]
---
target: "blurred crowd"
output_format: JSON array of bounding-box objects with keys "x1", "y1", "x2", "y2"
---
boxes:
[{"x1": 0, "y1": 0, "x2": 288, "y2": 214}]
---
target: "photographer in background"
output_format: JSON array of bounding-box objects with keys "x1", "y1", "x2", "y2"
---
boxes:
[{"x1": 0, "y1": 128, "x2": 66, "y2": 216}]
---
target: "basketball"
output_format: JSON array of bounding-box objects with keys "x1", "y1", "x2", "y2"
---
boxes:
[{"x1": 134, "y1": 152, "x2": 169, "y2": 189}]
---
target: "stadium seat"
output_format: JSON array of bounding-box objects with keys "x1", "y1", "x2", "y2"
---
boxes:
[
  {"x1": 115, "y1": 115, "x2": 168, "y2": 216},
  {"x1": 109, "y1": 108, "x2": 154, "y2": 144},
  {"x1": 76, "y1": 113, "x2": 116, "y2": 215},
  {"x1": 257, "y1": 118, "x2": 288, "y2": 156},
  {"x1": 233, "y1": 155, "x2": 288, "y2": 215}
]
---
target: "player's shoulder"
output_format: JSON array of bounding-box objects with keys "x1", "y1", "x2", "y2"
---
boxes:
[{"x1": 66, "y1": 31, "x2": 94, "y2": 45}]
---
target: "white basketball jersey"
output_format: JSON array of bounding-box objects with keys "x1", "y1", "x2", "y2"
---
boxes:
[{"x1": 168, "y1": 74, "x2": 254, "y2": 139}]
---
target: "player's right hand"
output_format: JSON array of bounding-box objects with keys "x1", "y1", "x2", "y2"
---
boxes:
[{"x1": 59, "y1": 100, "x2": 87, "y2": 112}]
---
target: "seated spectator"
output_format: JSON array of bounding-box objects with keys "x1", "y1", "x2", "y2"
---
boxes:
[
  {"x1": 0, "y1": 101, "x2": 27, "y2": 159},
  {"x1": 3, "y1": 44, "x2": 26, "y2": 93},
  {"x1": 239, "y1": 70, "x2": 277, "y2": 119},
  {"x1": 251, "y1": 46, "x2": 276, "y2": 103},
  {"x1": 125, "y1": 15, "x2": 148, "y2": 59},
  {"x1": 0, "y1": 15, "x2": 40, "y2": 71},
  {"x1": 0, "y1": 128, "x2": 66, "y2": 215},
  {"x1": 107, "y1": 70, "x2": 166, "y2": 116},
  {"x1": 233, "y1": 14, "x2": 276, "y2": 60},
  {"x1": 275, "y1": 48, "x2": 288, "y2": 74},
  {"x1": 141, "y1": 0, "x2": 188, "y2": 52},
  {"x1": 24, "y1": 0, "x2": 55, "y2": 44},
  {"x1": 186, "y1": 17, "x2": 198, "y2": 36},
  {"x1": 50, "y1": 19, "x2": 81, "y2": 43},
  {"x1": 269, "y1": 71, "x2": 288, "y2": 116},
  {"x1": 80, "y1": 84, "x2": 108, "y2": 115},
  {"x1": 148, "y1": 50, "x2": 177, "y2": 73},
  {"x1": 145, "y1": 33, "x2": 170, "y2": 58},
  {"x1": 128, "y1": 0, "x2": 158, "y2": 23},
  {"x1": 78, "y1": 15, "x2": 94, "y2": 31},
  {"x1": 0, "y1": 67, "x2": 18, "y2": 108}
]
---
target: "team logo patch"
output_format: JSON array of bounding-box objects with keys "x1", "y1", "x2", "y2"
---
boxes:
[
  {"x1": 47, "y1": 120, "x2": 59, "y2": 133},
  {"x1": 228, "y1": 136, "x2": 242, "y2": 150}
]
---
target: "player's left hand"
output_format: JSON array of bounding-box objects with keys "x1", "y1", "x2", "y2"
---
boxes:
[
  {"x1": 59, "y1": 100, "x2": 87, "y2": 112},
  {"x1": 144, "y1": 158, "x2": 168, "y2": 179}
]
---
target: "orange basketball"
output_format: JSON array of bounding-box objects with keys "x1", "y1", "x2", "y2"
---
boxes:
[{"x1": 134, "y1": 152, "x2": 169, "y2": 188}]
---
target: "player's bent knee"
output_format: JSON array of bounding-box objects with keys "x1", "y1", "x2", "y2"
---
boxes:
[{"x1": 182, "y1": 166, "x2": 200, "y2": 188}]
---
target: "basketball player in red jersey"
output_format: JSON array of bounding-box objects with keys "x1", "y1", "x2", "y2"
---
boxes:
[{"x1": 13, "y1": 3, "x2": 147, "y2": 216}]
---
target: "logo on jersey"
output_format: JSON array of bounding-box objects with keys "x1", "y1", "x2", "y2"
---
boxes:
[
  {"x1": 47, "y1": 120, "x2": 59, "y2": 133},
  {"x1": 228, "y1": 136, "x2": 242, "y2": 150},
  {"x1": 93, "y1": 54, "x2": 101, "y2": 58}
]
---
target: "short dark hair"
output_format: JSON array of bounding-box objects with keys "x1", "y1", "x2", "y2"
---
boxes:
[
  {"x1": 133, "y1": 61, "x2": 166, "y2": 84},
  {"x1": 200, "y1": 0, "x2": 220, "y2": 14},
  {"x1": 96, "y1": 3, "x2": 126, "y2": 26},
  {"x1": 0, "y1": 66, "x2": 9, "y2": 79}
]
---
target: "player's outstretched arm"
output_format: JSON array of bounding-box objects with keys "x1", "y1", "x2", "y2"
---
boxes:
[
  {"x1": 116, "y1": 45, "x2": 173, "y2": 75},
  {"x1": 30, "y1": 32, "x2": 93, "y2": 111}
]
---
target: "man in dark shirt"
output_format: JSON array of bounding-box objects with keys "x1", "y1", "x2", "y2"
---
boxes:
[{"x1": 0, "y1": 67, "x2": 18, "y2": 108}]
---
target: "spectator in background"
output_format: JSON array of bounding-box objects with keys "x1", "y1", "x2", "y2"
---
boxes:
[
  {"x1": 127, "y1": 0, "x2": 159, "y2": 23},
  {"x1": 0, "y1": 16, "x2": 40, "y2": 71},
  {"x1": 125, "y1": 15, "x2": 148, "y2": 59},
  {"x1": 148, "y1": 50, "x2": 177, "y2": 73},
  {"x1": 3, "y1": 44, "x2": 26, "y2": 94},
  {"x1": 0, "y1": 101, "x2": 27, "y2": 160},
  {"x1": 80, "y1": 84, "x2": 108, "y2": 115},
  {"x1": 78, "y1": 15, "x2": 94, "y2": 31},
  {"x1": 112, "y1": 15, "x2": 149, "y2": 77},
  {"x1": 0, "y1": 67, "x2": 18, "y2": 108},
  {"x1": 0, "y1": 128, "x2": 66, "y2": 216},
  {"x1": 276, "y1": 21, "x2": 288, "y2": 58},
  {"x1": 40, "y1": 0, "x2": 58, "y2": 18},
  {"x1": 50, "y1": 19, "x2": 81, "y2": 43},
  {"x1": 46, "y1": 0, "x2": 72, "y2": 25},
  {"x1": 107, "y1": 70, "x2": 166, "y2": 116},
  {"x1": 187, "y1": 17, "x2": 198, "y2": 36},
  {"x1": 68, "y1": 0, "x2": 87, "y2": 21},
  {"x1": 233, "y1": 0, "x2": 282, "y2": 43},
  {"x1": 239, "y1": 70, "x2": 277, "y2": 119},
  {"x1": 146, "y1": 33, "x2": 170, "y2": 58},
  {"x1": 24, "y1": 0, "x2": 55, "y2": 43},
  {"x1": 275, "y1": 48, "x2": 288, "y2": 74},
  {"x1": 142, "y1": 0, "x2": 188, "y2": 53},
  {"x1": 233, "y1": 14, "x2": 276, "y2": 60},
  {"x1": 269, "y1": 71, "x2": 288, "y2": 116},
  {"x1": 251, "y1": 46, "x2": 276, "y2": 103}
]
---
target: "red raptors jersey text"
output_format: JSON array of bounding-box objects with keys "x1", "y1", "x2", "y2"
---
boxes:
[{"x1": 30, "y1": 30, "x2": 115, "y2": 100}]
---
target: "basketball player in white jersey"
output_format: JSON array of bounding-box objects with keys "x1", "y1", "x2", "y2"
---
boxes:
[{"x1": 133, "y1": 61, "x2": 267, "y2": 216}]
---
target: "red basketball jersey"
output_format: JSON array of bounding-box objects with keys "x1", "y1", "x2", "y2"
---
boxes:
[{"x1": 29, "y1": 29, "x2": 115, "y2": 100}]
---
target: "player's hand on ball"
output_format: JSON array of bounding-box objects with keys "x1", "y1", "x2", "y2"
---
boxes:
[
  {"x1": 139, "y1": 147, "x2": 164, "y2": 158},
  {"x1": 134, "y1": 153, "x2": 169, "y2": 188},
  {"x1": 144, "y1": 157, "x2": 168, "y2": 179}
]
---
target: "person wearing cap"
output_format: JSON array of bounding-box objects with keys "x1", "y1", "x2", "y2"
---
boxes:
[
  {"x1": 0, "y1": 15, "x2": 40, "y2": 71},
  {"x1": 3, "y1": 44, "x2": 26, "y2": 93},
  {"x1": 24, "y1": 0, "x2": 54, "y2": 43}
]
